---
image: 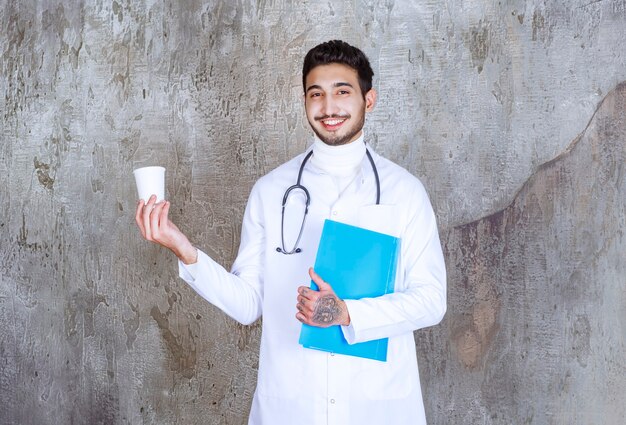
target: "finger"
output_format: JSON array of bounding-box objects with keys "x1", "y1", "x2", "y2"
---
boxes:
[
  {"x1": 296, "y1": 295, "x2": 307, "y2": 309},
  {"x1": 299, "y1": 289, "x2": 319, "y2": 307},
  {"x1": 160, "y1": 201, "x2": 171, "y2": 229},
  {"x1": 150, "y1": 201, "x2": 167, "y2": 241},
  {"x1": 298, "y1": 285, "x2": 313, "y2": 299},
  {"x1": 135, "y1": 200, "x2": 147, "y2": 238},
  {"x1": 309, "y1": 267, "x2": 331, "y2": 291},
  {"x1": 301, "y1": 293, "x2": 318, "y2": 309},
  {"x1": 296, "y1": 311, "x2": 314, "y2": 325},
  {"x1": 142, "y1": 195, "x2": 157, "y2": 240}
]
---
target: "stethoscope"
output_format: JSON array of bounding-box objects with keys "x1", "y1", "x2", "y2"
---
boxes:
[{"x1": 276, "y1": 147, "x2": 381, "y2": 254}]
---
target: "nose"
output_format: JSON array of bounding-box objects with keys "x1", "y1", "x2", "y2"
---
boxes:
[{"x1": 321, "y1": 94, "x2": 340, "y2": 116}]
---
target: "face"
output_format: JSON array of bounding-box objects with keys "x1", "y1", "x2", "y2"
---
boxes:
[{"x1": 304, "y1": 63, "x2": 376, "y2": 146}]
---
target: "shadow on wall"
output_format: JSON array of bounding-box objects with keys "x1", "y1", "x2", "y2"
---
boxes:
[{"x1": 418, "y1": 82, "x2": 626, "y2": 424}]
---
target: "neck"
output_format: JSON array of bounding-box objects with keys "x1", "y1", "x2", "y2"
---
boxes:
[{"x1": 310, "y1": 133, "x2": 366, "y2": 177}]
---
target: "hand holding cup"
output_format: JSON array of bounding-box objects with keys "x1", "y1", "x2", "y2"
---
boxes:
[{"x1": 133, "y1": 167, "x2": 197, "y2": 264}]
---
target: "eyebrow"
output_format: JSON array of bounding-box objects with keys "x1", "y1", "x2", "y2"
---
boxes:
[{"x1": 305, "y1": 81, "x2": 354, "y2": 93}]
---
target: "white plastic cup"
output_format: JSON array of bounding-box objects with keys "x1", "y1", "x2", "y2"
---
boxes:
[{"x1": 133, "y1": 166, "x2": 166, "y2": 202}]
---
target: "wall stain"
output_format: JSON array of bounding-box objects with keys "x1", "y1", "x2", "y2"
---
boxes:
[
  {"x1": 236, "y1": 321, "x2": 261, "y2": 351},
  {"x1": 112, "y1": 1, "x2": 124, "y2": 23},
  {"x1": 64, "y1": 289, "x2": 109, "y2": 340},
  {"x1": 150, "y1": 305, "x2": 198, "y2": 379},
  {"x1": 450, "y1": 212, "x2": 502, "y2": 369},
  {"x1": 123, "y1": 302, "x2": 140, "y2": 350},
  {"x1": 91, "y1": 144, "x2": 105, "y2": 194},
  {"x1": 17, "y1": 213, "x2": 43, "y2": 252},
  {"x1": 118, "y1": 130, "x2": 141, "y2": 161},
  {"x1": 2, "y1": 6, "x2": 27, "y2": 122},
  {"x1": 570, "y1": 315, "x2": 591, "y2": 367},
  {"x1": 531, "y1": 9, "x2": 554, "y2": 45},
  {"x1": 468, "y1": 21, "x2": 490, "y2": 74},
  {"x1": 34, "y1": 157, "x2": 55, "y2": 190}
]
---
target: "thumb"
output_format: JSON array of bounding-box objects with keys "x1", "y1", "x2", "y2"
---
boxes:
[{"x1": 309, "y1": 267, "x2": 332, "y2": 291}]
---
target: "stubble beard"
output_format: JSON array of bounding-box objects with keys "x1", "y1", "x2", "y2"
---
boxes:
[{"x1": 309, "y1": 111, "x2": 365, "y2": 146}]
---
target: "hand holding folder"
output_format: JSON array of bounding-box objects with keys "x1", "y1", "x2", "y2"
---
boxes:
[
  {"x1": 298, "y1": 219, "x2": 401, "y2": 362},
  {"x1": 296, "y1": 267, "x2": 351, "y2": 327}
]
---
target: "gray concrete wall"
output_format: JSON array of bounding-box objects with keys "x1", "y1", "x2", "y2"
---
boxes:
[{"x1": 1, "y1": 1, "x2": 624, "y2": 424}]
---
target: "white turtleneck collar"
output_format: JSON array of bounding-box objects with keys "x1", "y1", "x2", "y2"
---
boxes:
[{"x1": 310, "y1": 132, "x2": 366, "y2": 178}]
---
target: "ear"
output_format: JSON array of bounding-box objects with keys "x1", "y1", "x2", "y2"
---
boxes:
[{"x1": 364, "y1": 88, "x2": 377, "y2": 112}]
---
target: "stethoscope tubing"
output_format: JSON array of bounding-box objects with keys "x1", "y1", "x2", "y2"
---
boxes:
[{"x1": 277, "y1": 147, "x2": 380, "y2": 255}]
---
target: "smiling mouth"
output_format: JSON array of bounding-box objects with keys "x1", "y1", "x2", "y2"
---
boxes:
[{"x1": 316, "y1": 115, "x2": 349, "y2": 130}]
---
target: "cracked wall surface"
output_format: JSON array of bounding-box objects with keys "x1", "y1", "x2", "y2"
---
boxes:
[
  {"x1": 1, "y1": 1, "x2": 625, "y2": 424},
  {"x1": 417, "y1": 82, "x2": 625, "y2": 424}
]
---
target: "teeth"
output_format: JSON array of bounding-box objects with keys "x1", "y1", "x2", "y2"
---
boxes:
[{"x1": 324, "y1": 119, "x2": 344, "y2": 126}]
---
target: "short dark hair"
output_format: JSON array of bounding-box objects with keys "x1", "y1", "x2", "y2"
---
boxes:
[{"x1": 302, "y1": 40, "x2": 374, "y2": 98}]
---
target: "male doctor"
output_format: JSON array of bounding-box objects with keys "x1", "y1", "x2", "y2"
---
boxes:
[{"x1": 136, "y1": 40, "x2": 446, "y2": 425}]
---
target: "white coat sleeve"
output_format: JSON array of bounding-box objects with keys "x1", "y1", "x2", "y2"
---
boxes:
[
  {"x1": 341, "y1": 187, "x2": 447, "y2": 344},
  {"x1": 178, "y1": 183, "x2": 266, "y2": 325}
]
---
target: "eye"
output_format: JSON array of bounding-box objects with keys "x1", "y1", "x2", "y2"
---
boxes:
[{"x1": 337, "y1": 89, "x2": 350, "y2": 95}]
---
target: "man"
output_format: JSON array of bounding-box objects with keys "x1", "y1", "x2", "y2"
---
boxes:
[{"x1": 136, "y1": 40, "x2": 446, "y2": 425}]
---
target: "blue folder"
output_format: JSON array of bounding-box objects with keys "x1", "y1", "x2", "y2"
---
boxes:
[{"x1": 298, "y1": 219, "x2": 401, "y2": 362}]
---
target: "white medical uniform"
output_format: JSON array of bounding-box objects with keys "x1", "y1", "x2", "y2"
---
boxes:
[{"x1": 178, "y1": 139, "x2": 447, "y2": 425}]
